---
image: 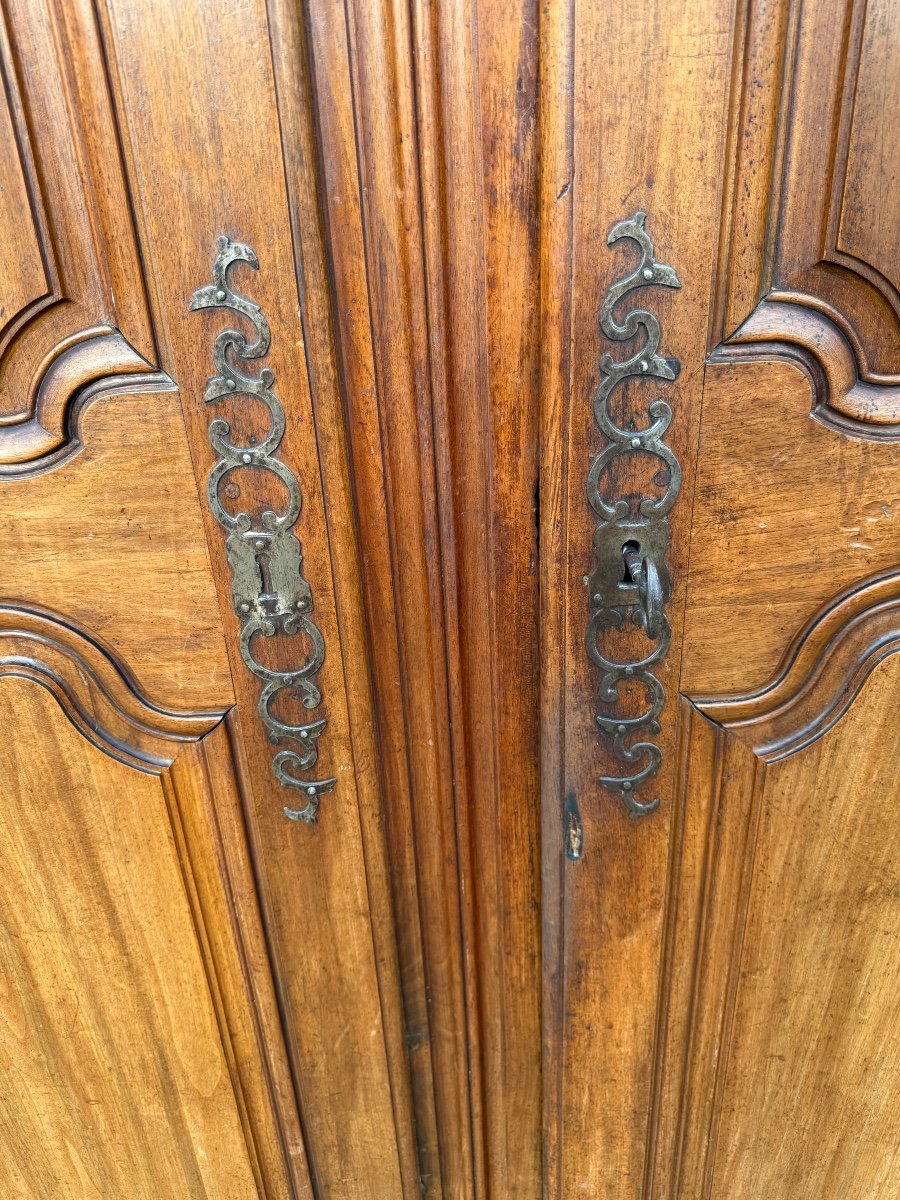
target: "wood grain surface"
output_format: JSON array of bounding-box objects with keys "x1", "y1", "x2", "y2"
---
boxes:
[
  {"x1": 682, "y1": 360, "x2": 900, "y2": 697},
  {"x1": 540, "y1": 0, "x2": 739, "y2": 1194},
  {"x1": 0, "y1": 677, "x2": 261, "y2": 1198},
  {"x1": 711, "y1": 655, "x2": 900, "y2": 1199},
  {"x1": 0, "y1": 392, "x2": 233, "y2": 715},
  {"x1": 0, "y1": 0, "x2": 898, "y2": 1195}
]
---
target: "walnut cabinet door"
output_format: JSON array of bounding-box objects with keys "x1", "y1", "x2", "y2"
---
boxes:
[{"x1": 0, "y1": 0, "x2": 898, "y2": 1198}]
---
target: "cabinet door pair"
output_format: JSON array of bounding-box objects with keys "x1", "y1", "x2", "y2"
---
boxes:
[{"x1": 0, "y1": 0, "x2": 896, "y2": 1197}]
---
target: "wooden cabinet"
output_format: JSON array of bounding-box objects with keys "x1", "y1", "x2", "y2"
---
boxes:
[{"x1": 0, "y1": 0, "x2": 896, "y2": 1197}]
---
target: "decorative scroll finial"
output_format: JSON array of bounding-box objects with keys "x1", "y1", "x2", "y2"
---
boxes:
[
  {"x1": 190, "y1": 235, "x2": 335, "y2": 823},
  {"x1": 586, "y1": 211, "x2": 681, "y2": 818}
]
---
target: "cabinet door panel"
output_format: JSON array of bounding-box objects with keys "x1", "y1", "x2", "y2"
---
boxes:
[
  {"x1": 0, "y1": 675, "x2": 263, "y2": 1198},
  {"x1": 539, "y1": 0, "x2": 737, "y2": 1193},
  {"x1": 542, "y1": 0, "x2": 900, "y2": 1194},
  {"x1": 0, "y1": 0, "x2": 425, "y2": 1191},
  {"x1": 651, "y1": 641, "x2": 900, "y2": 1200},
  {"x1": 713, "y1": 657, "x2": 900, "y2": 1198},
  {"x1": 1, "y1": 0, "x2": 899, "y2": 1194}
]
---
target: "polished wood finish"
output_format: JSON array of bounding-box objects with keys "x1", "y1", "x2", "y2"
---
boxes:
[
  {"x1": 281, "y1": 1, "x2": 543, "y2": 1193},
  {"x1": 0, "y1": 0, "x2": 158, "y2": 465},
  {"x1": 710, "y1": 658, "x2": 900, "y2": 1199},
  {"x1": 648, "y1": 649, "x2": 900, "y2": 1200},
  {"x1": 0, "y1": 0, "x2": 898, "y2": 1196},
  {"x1": 542, "y1": 0, "x2": 900, "y2": 1194},
  {"x1": 540, "y1": 0, "x2": 739, "y2": 1194},
  {"x1": 96, "y1": 0, "x2": 421, "y2": 1192},
  {"x1": 0, "y1": 680, "x2": 258, "y2": 1198},
  {"x1": 683, "y1": 359, "x2": 900, "y2": 695},
  {"x1": 0, "y1": 610, "x2": 307, "y2": 1197},
  {"x1": 0, "y1": 392, "x2": 233, "y2": 712},
  {"x1": 695, "y1": 570, "x2": 900, "y2": 758},
  {"x1": 714, "y1": 0, "x2": 900, "y2": 427}
]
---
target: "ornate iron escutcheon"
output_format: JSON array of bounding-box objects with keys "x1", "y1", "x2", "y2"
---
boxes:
[
  {"x1": 190, "y1": 236, "x2": 335, "y2": 823},
  {"x1": 586, "y1": 211, "x2": 682, "y2": 818}
]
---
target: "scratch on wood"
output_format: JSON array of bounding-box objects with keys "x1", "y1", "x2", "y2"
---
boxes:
[{"x1": 564, "y1": 794, "x2": 584, "y2": 861}]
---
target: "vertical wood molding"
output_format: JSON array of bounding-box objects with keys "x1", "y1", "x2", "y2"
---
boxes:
[
  {"x1": 275, "y1": 0, "x2": 543, "y2": 1195},
  {"x1": 277, "y1": 0, "x2": 470, "y2": 1192},
  {"x1": 409, "y1": 1, "x2": 542, "y2": 1195},
  {"x1": 538, "y1": 2, "x2": 575, "y2": 1197},
  {"x1": 264, "y1": 1, "x2": 425, "y2": 1194},
  {"x1": 469, "y1": 3, "x2": 542, "y2": 1192},
  {"x1": 167, "y1": 721, "x2": 317, "y2": 1200}
]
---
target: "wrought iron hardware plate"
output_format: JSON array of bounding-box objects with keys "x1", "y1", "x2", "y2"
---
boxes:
[
  {"x1": 586, "y1": 211, "x2": 681, "y2": 818},
  {"x1": 190, "y1": 235, "x2": 335, "y2": 823}
]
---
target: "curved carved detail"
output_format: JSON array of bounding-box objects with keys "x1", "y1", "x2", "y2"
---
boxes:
[
  {"x1": 0, "y1": 326, "x2": 172, "y2": 474},
  {"x1": 0, "y1": 604, "x2": 227, "y2": 771},
  {"x1": 715, "y1": 299, "x2": 900, "y2": 440},
  {"x1": 0, "y1": 0, "x2": 163, "y2": 473},
  {"x1": 712, "y1": 0, "x2": 900, "y2": 422},
  {"x1": 692, "y1": 571, "x2": 900, "y2": 762}
]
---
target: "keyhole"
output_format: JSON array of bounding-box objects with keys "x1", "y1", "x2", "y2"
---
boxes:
[{"x1": 621, "y1": 539, "x2": 641, "y2": 583}]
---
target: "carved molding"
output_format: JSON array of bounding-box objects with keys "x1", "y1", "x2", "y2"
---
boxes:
[
  {"x1": 0, "y1": 0, "x2": 161, "y2": 472},
  {"x1": 714, "y1": 299, "x2": 900, "y2": 440},
  {"x1": 693, "y1": 570, "x2": 900, "y2": 761},
  {"x1": 712, "y1": 0, "x2": 900, "y2": 431},
  {"x1": 165, "y1": 719, "x2": 315, "y2": 1199},
  {"x1": 0, "y1": 326, "x2": 173, "y2": 473},
  {"x1": 274, "y1": 0, "x2": 504, "y2": 1186},
  {"x1": 0, "y1": 604, "x2": 226, "y2": 771}
]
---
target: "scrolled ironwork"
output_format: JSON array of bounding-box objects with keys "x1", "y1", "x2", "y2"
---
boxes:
[
  {"x1": 191, "y1": 235, "x2": 335, "y2": 823},
  {"x1": 586, "y1": 211, "x2": 681, "y2": 818}
]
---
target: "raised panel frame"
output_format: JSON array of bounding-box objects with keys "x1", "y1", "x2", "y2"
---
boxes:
[
  {"x1": 0, "y1": 602, "x2": 312, "y2": 1198},
  {"x1": 711, "y1": 0, "x2": 900, "y2": 437},
  {"x1": 0, "y1": 0, "x2": 165, "y2": 470},
  {"x1": 647, "y1": 572, "x2": 900, "y2": 1199}
]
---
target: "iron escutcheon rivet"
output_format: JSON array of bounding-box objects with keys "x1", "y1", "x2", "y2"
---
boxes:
[
  {"x1": 242, "y1": 453, "x2": 251, "y2": 463},
  {"x1": 642, "y1": 267, "x2": 653, "y2": 280},
  {"x1": 215, "y1": 288, "x2": 226, "y2": 300},
  {"x1": 617, "y1": 724, "x2": 626, "y2": 734},
  {"x1": 226, "y1": 379, "x2": 236, "y2": 390},
  {"x1": 631, "y1": 437, "x2": 641, "y2": 448}
]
